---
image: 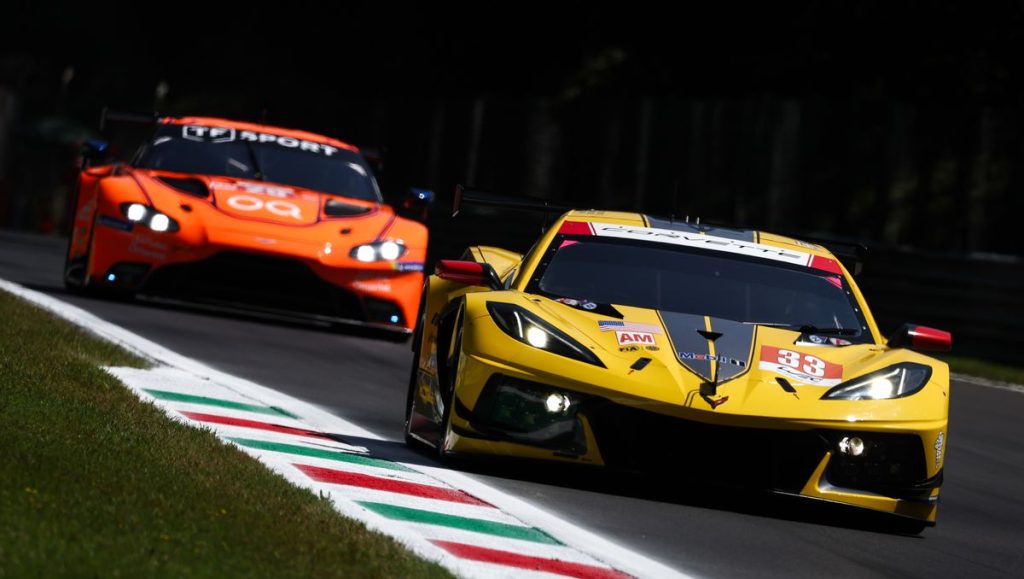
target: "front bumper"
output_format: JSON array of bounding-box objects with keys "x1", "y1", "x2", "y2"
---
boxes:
[
  {"x1": 440, "y1": 322, "x2": 945, "y2": 523},
  {"x1": 88, "y1": 216, "x2": 423, "y2": 331}
]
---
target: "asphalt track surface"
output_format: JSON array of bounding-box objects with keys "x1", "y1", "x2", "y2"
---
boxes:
[{"x1": 3, "y1": 229, "x2": 1022, "y2": 578}]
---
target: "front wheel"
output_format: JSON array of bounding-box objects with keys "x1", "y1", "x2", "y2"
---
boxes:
[
  {"x1": 435, "y1": 316, "x2": 463, "y2": 462},
  {"x1": 404, "y1": 285, "x2": 431, "y2": 451}
]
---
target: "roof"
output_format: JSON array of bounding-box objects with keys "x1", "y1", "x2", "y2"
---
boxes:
[
  {"x1": 556, "y1": 209, "x2": 844, "y2": 273},
  {"x1": 160, "y1": 116, "x2": 359, "y2": 153}
]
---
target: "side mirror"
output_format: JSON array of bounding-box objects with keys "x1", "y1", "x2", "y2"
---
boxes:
[
  {"x1": 886, "y1": 323, "x2": 952, "y2": 352},
  {"x1": 81, "y1": 138, "x2": 109, "y2": 164},
  {"x1": 403, "y1": 187, "x2": 435, "y2": 221},
  {"x1": 435, "y1": 260, "x2": 502, "y2": 290}
]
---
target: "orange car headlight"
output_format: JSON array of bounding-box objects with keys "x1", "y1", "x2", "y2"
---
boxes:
[
  {"x1": 120, "y1": 203, "x2": 179, "y2": 233},
  {"x1": 349, "y1": 240, "x2": 406, "y2": 262}
]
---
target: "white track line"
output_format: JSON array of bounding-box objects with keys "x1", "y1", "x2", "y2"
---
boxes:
[
  {"x1": 1, "y1": 278, "x2": 690, "y2": 579},
  {"x1": 951, "y1": 372, "x2": 1024, "y2": 395}
]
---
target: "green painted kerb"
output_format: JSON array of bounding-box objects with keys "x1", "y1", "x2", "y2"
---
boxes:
[
  {"x1": 228, "y1": 438, "x2": 413, "y2": 472},
  {"x1": 357, "y1": 501, "x2": 562, "y2": 545},
  {"x1": 143, "y1": 389, "x2": 299, "y2": 419}
]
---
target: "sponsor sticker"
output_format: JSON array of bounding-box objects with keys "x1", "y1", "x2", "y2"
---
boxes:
[
  {"x1": 678, "y1": 352, "x2": 747, "y2": 367},
  {"x1": 619, "y1": 345, "x2": 660, "y2": 353},
  {"x1": 616, "y1": 331, "x2": 656, "y2": 347},
  {"x1": 934, "y1": 431, "x2": 945, "y2": 468},
  {"x1": 181, "y1": 125, "x2": 342, "y2": 157},
  {"x1": 797, "y1": 335, "x2": 853, "y2": 347},
  {"x1": 225, "y1": 194, "x2": 304, "y2": 220},
  {"x1": 210, "y1": 181, "x2": 297, "y2": 198},
  {"x1": 98, "y1": 215, "x2": 133, "y2": 232},
  {"x1": 128, "y1": 236, "x2": 169, "y2": 260},
  {"x1": 392, "y1": 262, "x2": 425, "y2": 272},
  {"x1": 352, "y1": 280, "x2": 392, "y2": 293},
  {"x1": 588, "y1": 222, "x2": 812, "y2": 266},
  {"x1": 758, "y1": 346, "x2": 842, "y2": 386},
  {"x1": 599, "y1": 320, "x2": 662, "y2": 334}
]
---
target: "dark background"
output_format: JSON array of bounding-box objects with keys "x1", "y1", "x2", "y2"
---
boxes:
[{"x1": 2, "y1": 1, "x2": 1023, "y2": 361}]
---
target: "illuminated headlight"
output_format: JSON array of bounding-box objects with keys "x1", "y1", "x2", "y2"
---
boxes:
[
  {"x1": 349, "y1": 240, "x2": 407, "y2": 262},
  {"x1": 126, "y1": 203, "x2": 147, "y2": 222},
  {"x1": 354, "y1": 245, "x2": 377, "y2": 262},
  {"x1": 821, "y1": 363, "x2": 932, "y2": 401},
  {"x1": 119, "y1": 203, "x2": 179, "y2": 232},
  {"x1": 379, "y1": 241, "x2": 402, "y2": 261},
  {"x1": 837, "y1": 436, "x2": 866, "y2": 456},
  {"x1": 487, "y1": 302, "x2": 604, "y2": 367},
  {"x1": 149, "y1": 213, "x2": 170, "y2": 232},
  {"x1": 525, "y1": 326, "x2": 548, "y2": 349},
  {"x1": 544, "y1": 392, "x2": 572, "y2": 414}
]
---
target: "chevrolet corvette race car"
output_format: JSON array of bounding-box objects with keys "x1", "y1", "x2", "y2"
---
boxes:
[
  {"x1": 406, "y1": 197, "x2": 952, "y2": 527},
  {"x1": 65, "y1": 115, "x2": 430, "y2": 332}
]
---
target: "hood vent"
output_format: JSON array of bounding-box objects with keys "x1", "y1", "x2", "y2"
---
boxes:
[
  {"x1": 324, "y1": 199, "x2": 372, "y2": 217},
  {"x1": 158, "y1": 176, "x2": 209, "y2": 198}
]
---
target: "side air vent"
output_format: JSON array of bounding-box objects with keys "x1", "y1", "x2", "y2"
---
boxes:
[
  {"x1": 324, "y1": 199, "x2": 372, "y2": 217},
  {"x1": 158, "y1": 176, "x2": 209, "y2": 198}
]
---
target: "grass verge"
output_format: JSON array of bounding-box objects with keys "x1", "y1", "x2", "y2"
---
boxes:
[
  {"x1": 0, "y1": 289, "x2": 451, "y2": 578},
  {"x1": 940, "y1": 354, "x2": 1024, "y2": 385}
]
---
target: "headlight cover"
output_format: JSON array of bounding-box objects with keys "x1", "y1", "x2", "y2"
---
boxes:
[
  {"x1": 487, "y1": 302, "x2": 604, "y2": 367},
  {"x1": 119, "y1": 203, "x2": 180, "y2": 232},
  {"x1": 820, "y1": 362, "x2": 933, "y2": 400},
  {"x1": 349, "y1": 240, "x2": 406, "y2": 262}
]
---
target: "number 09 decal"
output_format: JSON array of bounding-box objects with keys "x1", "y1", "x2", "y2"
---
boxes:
[{"x1": 759, "y1": 346, "x2": 842, "y2": 386}]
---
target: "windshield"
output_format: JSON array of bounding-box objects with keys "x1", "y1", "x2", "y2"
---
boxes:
[
  {"x1": 133, "y1": 124, "x2": 380, "y2": 201},
  {"x1": 529, "y1": 236, "x2": 869, "y2": 339}
]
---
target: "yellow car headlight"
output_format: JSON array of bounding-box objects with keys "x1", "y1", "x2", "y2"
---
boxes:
[
  {"x1": 487, "y1": 302, "x2": 604, "y2": 367},
  {"x1": 821, "y1": 363, "x2": 932, "y2": 400}
]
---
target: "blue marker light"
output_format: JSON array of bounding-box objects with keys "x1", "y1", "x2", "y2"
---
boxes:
[
  {"x1": 389, "y1": 315, "x2": 400, "y2": 323},
  {"x1": 106, "y1": 274, "x2": 116, "y2": 282}
]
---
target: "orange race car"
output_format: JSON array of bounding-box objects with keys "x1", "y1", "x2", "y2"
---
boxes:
[{"x1": 65, "y1": 114, "x2": 431, "y2": 333}]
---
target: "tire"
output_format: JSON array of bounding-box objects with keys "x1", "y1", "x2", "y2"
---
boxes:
[
  {"x1": 63, "y1": 227, "x2": 92, "y2": 293},
  {"x1": 404, "y1": 285, "x2": 431, "y2": 451},
  {"x1": 435, "y1": 311, "x2": 463, "y2": 461}
]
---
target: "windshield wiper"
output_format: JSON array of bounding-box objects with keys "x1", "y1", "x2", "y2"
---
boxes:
[
  {"x1": 244, "y1": 141, "x2": 265, "y2": 180},
  {"x1": 748, "y1": 322, "x2": 859, "y2": 335}
]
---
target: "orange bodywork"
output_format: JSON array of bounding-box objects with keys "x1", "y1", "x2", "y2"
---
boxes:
[{"x1": 67, "y1": 116, "x2": 427, "y2": 332}]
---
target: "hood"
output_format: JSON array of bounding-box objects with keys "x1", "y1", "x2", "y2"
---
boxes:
[
  {"x1": 137, "y1": 171, "x2": 382, "y2": 227},
  {"x1": 528, "y1": 296, "x2": 914, "y2": 415},
  {"x1": 208, "y1": 178, "x2": 323, "y2": 225}
]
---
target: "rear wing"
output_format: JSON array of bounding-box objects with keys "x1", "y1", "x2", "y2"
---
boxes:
[
  {"x1": 99, "y1": 108, "x2": 160, "y2": 131},
  {"x1": 452, "y1": 185, "x2": 573, "y2": 217}
]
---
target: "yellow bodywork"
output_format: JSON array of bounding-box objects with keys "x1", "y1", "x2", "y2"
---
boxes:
[{"x1": 407, "y1": 210, "x2": 949, "y2": 524}]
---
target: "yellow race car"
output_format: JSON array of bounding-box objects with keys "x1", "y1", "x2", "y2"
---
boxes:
[{"x1": 405, "y1": 193, "x2": 952, "y2": 529}]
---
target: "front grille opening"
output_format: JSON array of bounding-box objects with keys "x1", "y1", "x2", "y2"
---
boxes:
[
  {"x1": 365, "y1": 297, "x2": 404, "y2": 325},
  {"x1": 585, "y1": 400, "x2": 828, "y2": 492},
  {"x1": 158, "y1": 176, "x2": 209, "y2": 198},
  {"x1": 142, "y1": 251, "x2": 364, "y2": 319},
  {"x1": 824, "y1": 432, "x2": 928, "y2": 496}
]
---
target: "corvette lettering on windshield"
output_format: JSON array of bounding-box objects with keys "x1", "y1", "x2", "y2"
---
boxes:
[{"x1": 182, "y1": 125, "x2": 341, "y2": 156}]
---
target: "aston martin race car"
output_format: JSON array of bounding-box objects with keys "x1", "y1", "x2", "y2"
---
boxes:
[
  {"x1": 405, "y1": 196, "x2": 952, "y2": 527},
  {"x1": 65, "y1": 115, "x2": 430, "y2": 332}
]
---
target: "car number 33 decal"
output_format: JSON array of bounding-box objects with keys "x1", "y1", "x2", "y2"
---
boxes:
[{"x1": 758, "y1": 346, "x2": 843, "y2": 386}]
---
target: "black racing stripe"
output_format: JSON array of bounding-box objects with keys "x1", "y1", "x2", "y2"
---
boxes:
[
  {"x1": 659, "y1": 311, "x2": 713, "y2": 381},
  {"x1": 707, "y1": 317, "x2": 756, "y2": 383}
]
